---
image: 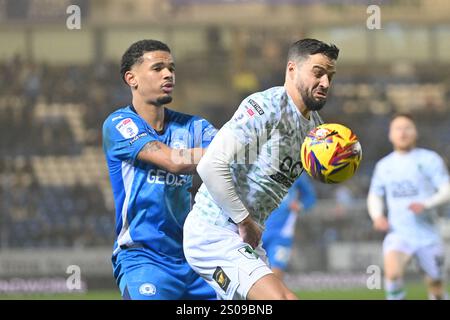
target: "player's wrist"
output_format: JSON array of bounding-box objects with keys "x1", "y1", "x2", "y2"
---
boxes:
[{"x1": 237, "y1": 214, "x2": 252, "y2": 225}]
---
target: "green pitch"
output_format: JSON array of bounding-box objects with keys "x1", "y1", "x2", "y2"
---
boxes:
[
  {"x1": 296, "y1": 282, "x2": 441, "y2": 300},
  {"x1": 1, "y1": 282, "x2": 448, "y2": 300}
]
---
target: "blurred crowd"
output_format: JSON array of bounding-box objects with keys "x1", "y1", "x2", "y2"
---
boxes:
[{"x1": 0, "y1": 51, "x2": 449, "y2": 248}]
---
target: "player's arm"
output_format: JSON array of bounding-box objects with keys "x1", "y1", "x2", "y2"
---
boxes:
[
  {"x1": 423, "y1": 182, "x2": 450, "y2": 208},
  {"x1": 137, "y1": 118, "x2": 216, "y2": 174},
  {"x1": 104, "y1": 115, "x2": 205, "y2": 174},
  {"x1": 198, "y1": 96, "x2": 274, "y2": 248},
  {"x1": 295, "y1": 176, "x2": 317, "y2": 213},
  {"x1": 197, "y1": 127, "x2": 262, "y2": 248},
  {"x1": 409, "y1": 182, "x2": 450, "y2": 214},
  {"x1": 409, "y1": 153, "x2": 450, "y2": 214},
  {"x1": 287, "y1": 186, "x2": 303, "y2": 214},
  {"x1": 367, "y1": 163, "x2": 389, "y2": 232},
  {"x1": 367, "y1": 192, "x2": 389, "y2": 232},
  {"x1": 137, "y1": 141, "x2": 205, "y2": 175}
]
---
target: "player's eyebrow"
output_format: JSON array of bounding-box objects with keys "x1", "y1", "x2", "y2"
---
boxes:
[
  {"x1": 312, "y1": 65, "x2": 336, "y2": 74},
  {"x1": 150, "y1": 61, "x2": 175, "y2": 69}
]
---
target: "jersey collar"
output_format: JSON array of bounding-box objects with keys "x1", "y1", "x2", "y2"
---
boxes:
[{"x1": 128, "y1": 104, "x2": 168, "y2": 136}]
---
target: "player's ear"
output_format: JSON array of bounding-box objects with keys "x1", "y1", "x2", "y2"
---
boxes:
[
  {"x1": 287, "y1": 61, "x2": 296, "y2": 72},
  {"x1": 388, "y1": 129, "x2": 394, "y2": 144},
  {"x1": 124, "y1": 71, "x2": 138, "y2": 89},
  {"x1": 287, "y1": 61, "x2": 296, "y2": 80}
]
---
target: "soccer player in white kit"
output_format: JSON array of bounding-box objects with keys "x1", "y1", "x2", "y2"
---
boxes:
[
  {"x1": 183, "y1": 39, "x2": 339, "y2": 300},
  {"x1": 367, "y1": 114, "x2": 450, "y2": 300}
]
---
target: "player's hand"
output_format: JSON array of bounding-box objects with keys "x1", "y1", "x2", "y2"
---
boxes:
[
  {"x1": 238, "y1": 216, "x2": 262, "y2": 249},
  {"x1": 408, "y1": 202, "x2": 425, "y2": 214},
  {"x1": 372, "y1": 216, "x2": 389, "y2": 232},
  {"x1": 289, "y1": 201, "x2": 301, "y2": 214}
]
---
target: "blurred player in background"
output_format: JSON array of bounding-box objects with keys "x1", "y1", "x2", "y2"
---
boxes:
[
  {"x1": 102, "y1": 40, "x2": 217, "y2": 300},
  {"x1": 263, "y1": 174, "x2": 317, "y2": 280},
  {"x1": 367, "y1": 113, "x2": 450, "y2": 300},
  {"x1": 183, "y1": 38, "x2": 339, "y2": 300}
]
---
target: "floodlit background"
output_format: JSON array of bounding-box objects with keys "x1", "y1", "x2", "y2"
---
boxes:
[{"x1": 0, "y1": 0, "x2": 449, "y2": 299}]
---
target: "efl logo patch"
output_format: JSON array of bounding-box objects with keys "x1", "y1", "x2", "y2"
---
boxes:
[
  {"x1": 238, "y1": 246, "x2": 259, "y2": 260},
  {"x1": 248, "y1": 99, "x2": 264, "y2": 115},
  {"x1": 246, "y1": 108, "x2": 255, "y2": 116},
  {"x1": 139, "y1": 283, "x2": 156, "y2": 296},
  {"x1": 116, "y1": 118, "x2": 138, "y2": 139},
  {"x1": 213, "y1": 267, "x2": 231, "y2": 292}
]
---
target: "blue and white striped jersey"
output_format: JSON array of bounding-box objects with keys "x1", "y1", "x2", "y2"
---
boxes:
[{"x1": 103, "y1": 105, "x2": 216, "y2": 259}]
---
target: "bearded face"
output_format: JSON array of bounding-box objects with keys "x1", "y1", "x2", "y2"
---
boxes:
[{"x1": 290, "y1": 53, "x2": 336, "y2": 112}]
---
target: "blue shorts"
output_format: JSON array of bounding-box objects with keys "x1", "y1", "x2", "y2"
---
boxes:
[
  {"x1": 262, "y1": 233, "x2": 293, "y2": 271},
  {"x1": 112, "y1": 247, "x2": 217, "y2": 300}
]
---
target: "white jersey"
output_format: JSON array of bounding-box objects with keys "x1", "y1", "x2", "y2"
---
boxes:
[
  {"x1": 193, "y1": 86, "x2": 323, "y2": 228},
  {"x1": 369, "y1": 148, "x2": 449, "y2": 245}
]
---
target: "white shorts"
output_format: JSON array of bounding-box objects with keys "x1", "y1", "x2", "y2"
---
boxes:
[
  {"x1": 183, "y1": 211, "x2": 273, "y2": 300},
  {"x1": 383, "y1": 233, "x2": 446, "y2": 281}
]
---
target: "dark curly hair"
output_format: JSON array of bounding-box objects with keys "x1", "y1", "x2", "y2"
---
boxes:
[{"x1": 120, "y1": 39, "x2": 171, "y2": 83}]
